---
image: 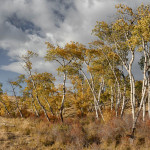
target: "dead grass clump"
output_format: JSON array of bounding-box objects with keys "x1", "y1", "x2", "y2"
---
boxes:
[
  {"x1": 88, "y1": 143, "x2": 101, "y2": 150},
  {"x1": 83, "y1": 121, "x2": 101, "y2": 147},
  {"x1": 23, "y1": 128, "x2": 31, "y2": 135},
  {"x1": 69, "y1": 122, "x2": 86, "y2": 148},
  {"x1": 136, "y1": 117, "x2": 150, "y2": 139},
  {"x1": 0, "y1": 128, "x2": 8, "y2": 141},
  {"x1": 40, "y1": 136, "x2": 55, "y2": 147},
  {"x1": 100, "y1": 117, "x2": 128, "y2": 147},
  {"x1": 54, "y1": 124, "x2": 71, "y2": 145},
  {"x1": 7, "y1": 132, "x2": 16, "y2": 140},
  {"x1": 136, "y1": 137, "x2": 145, "y2": 146}
]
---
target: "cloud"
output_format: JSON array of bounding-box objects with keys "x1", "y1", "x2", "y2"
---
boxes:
[
  {"x1": 1, "y1": 62, "x2": 25, "y2": 74},
  {"x1": 0, "y1": 0, "x2": 149, "y2": 79}
]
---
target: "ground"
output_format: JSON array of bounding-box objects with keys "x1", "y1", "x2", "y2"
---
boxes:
[{"x1": 0, "y1": 113, "x2": 150, "y2": 150}]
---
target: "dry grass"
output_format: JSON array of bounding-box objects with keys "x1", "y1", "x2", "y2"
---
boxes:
[{"x1": 0, "y1": 113, "x2": 150, "y2": 150}]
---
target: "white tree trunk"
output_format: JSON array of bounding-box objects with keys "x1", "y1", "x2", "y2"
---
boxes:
[
  {"x1": 11, "y1": 85, "x2": 23, "y2": 118},
  {"x1": 80, "y1": 69, "x2": 105, "y2": 121},
  {"x1": 60, "y1": 71, "x2": 66, "y2": 122},
  {"x1": 145, "y1": 42, "x2": 150, "y2": 118},
  {"x1": 31, "y1": 93, "x2": 39, "y2": 117},
  {"x1": 116, "y1": 83, "x2": 121, "y2": 117},
  {"x1": 131, "y1": 86, "x2": 147, "y2": 137},
  {"x1": 128, "y1": 51, "x2": 135, "y2": 120},
  {"x1": 44, "y1": 97, "x2": 54, "y2": 116},
  {"x1": 121, "y1": 84, "x2": 126, "y2": 118},
  {"x1": 142, "y1": 41, "x2": 148, "y2": 121},
  {"x1": 114, "y1": 41, "x2": 135, "y2": 121},
  {"x1": 98, "y1": 78, "x2": 104, "y2": 103}
]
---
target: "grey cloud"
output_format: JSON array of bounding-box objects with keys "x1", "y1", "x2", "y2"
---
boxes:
[{"x1": 7, "y1": 14, "x2": 42, "y2": 36}]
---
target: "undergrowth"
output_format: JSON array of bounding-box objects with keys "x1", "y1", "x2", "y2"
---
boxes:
[{"x1": 0, "y1": 110, "x2": 150, "y2": 150}]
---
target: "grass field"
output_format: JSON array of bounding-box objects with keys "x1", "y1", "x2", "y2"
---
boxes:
[{"x1": 0, "y1": 110, "x2": 150, "y2": 150}]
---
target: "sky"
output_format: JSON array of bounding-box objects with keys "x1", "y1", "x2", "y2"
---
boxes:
[{"x1": 0, "y1": 0, "x2": 149, "y2": 94}]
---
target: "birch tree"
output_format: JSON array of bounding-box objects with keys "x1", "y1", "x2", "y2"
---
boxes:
[
  {"x1": 45, "y1": 42, "x2": 84, "y2": 122},
  {"x1": 9, "y1": 77, "x2": 24, "y2": 118},
  {"x1": 74, "y1": 47, "x2": 106, "y2": 120},
  {"x1": 22, "y1": 51, "x2": 51, "y2": 122},
  {"x1": 92, "y1": 5, "x2": 137, "y2": 121}
]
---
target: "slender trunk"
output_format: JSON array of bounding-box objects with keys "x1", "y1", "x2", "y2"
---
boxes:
[
  {"x1": 44, "y1": 97, "x2": 54, "y2": 116},
  {"x1": 98, "y1": 84, "x2": 102, "y2": 104},
  {"x1": 94, "y1": 98, "x2": 99, "y2": 119},
  {"x1": 129, "y1": 51, "x2": 135, "y2": 120},
  {"x1": 142, "y1": 41, "x2": 148, "y2": 121},
  {"x1": 116, "y1": 83, "x2": 121, "y2": 117},
  {"x1": 132, "y1": 76, "x2": 136, "y2": 107},
  {"x1": 33, "y1": 101, "x2": 39, "y2": 117},
  {"x1": 131, "y1": 40, "x2": 148, "y2": 136},
  {"x1": 29, "y1": 72, "x2": 50, "y2": 122},
  {"x1": 11, "y1": 86, "x2": 23, "y2": 118},
  {"x1": 142, "y1": 76, "x2": 147, "y2": 122},
  {"x1": 114, "y1": 81, "x2": 118, "y2": 114},
  {"x1": 80, "y1": 69, "x2": 104, "y2": 121},
  {"x1": 31, "y1": 93, "x2": 39, "y2": 117},
  {"x1": 98, "y1": 78, "x2": 104, "y2": 103},
  {"x1": 121, "y1": 84, "x2": 126, "y2": 118},
  {"x1": 131, "y1": 86, "x2": 147, "y2": 137},
  {"x1": 114, "y1": 41, "x2": 135, "y2": 120},
  {"x1": 33, "y1": 89, "x2": 50, "y2": 122},
  {"x1": 125, "y1": 34, "x2": 135, "y2": 119},
  {"x1": 143, "y1": 98, "x2": 146, "y2": 121},
  {"x1": 60, "y1": 71, "x2": 66, "y2": 122},
  {"x1": 43, "y1": 85, "x2": 54, "y2": 116},
  {"x1": 116, "y1": 84, "x2": 119, "y2": 117},
  {"x1": 89, "y1": 72, "x2": 103, "y2": 119}
]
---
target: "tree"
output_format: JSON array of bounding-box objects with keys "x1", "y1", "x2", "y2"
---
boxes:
[
  {"x1": 45, "y1": 42, "x2": 84, "y2": 122},
  {"x1": 92, "y1": 3, "x2": 150, "y2": 137},
  {"x1": 24, "y1": 72, "x2": 56, "y2": 116},
  {"x1": 70, "y1": 74, "x2": 93, "y2": 117},
  {"x1": 9, "y1": 75, "x2": 25, "y2": 117},
  {"x1": 22, "y1": 50, "x2": 51, "y2": 122},
  {"x1": 73, "y1": 46, "x2": 106, "y2": 120},
  {"x1": 89, "y1": 41, "x2": 123, "y2": 116}
]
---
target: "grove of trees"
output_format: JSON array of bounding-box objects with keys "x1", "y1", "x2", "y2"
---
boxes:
[{"x1": 0, "y1": 4, "x2": 150, "y2": 138}]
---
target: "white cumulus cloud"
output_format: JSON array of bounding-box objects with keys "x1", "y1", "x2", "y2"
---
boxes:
[{"x1": 0, "y1": 0, "x2": 149, "y2": 80}]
